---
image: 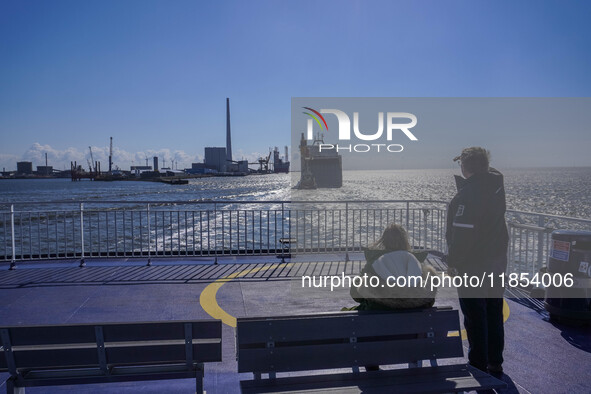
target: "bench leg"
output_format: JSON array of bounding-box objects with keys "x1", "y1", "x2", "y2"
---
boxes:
[
  {"x1": 6, "y1": 377, "x2": 25, "y2": 394},
  {"x1": 195, "y1": 363, "x2": 204, "y2": 394}
]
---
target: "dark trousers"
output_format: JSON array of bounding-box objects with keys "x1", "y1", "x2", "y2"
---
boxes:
[{"x1": 458, "y1": 297, "x2": 504, "y2": 371}]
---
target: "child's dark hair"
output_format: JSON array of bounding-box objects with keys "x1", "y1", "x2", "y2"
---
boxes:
[{"x1": 373, "y1": 223, "x2": 411, "y2": 251}]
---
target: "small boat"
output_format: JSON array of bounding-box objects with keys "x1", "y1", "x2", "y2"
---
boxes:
[{"x1": 157, "y1": 177, "x2": 189, "y2": 185}]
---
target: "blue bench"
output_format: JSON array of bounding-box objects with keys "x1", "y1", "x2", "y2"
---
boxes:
[
  {"x1": 236, "y1": 307, "x2": 506, "y2": 393},
  {"x1": 1, "y1": 320, "x2": 221, "y2": 394}
]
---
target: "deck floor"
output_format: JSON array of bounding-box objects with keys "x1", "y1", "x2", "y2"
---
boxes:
[{"x1": 0, "y1": 254, "x2": 589, "y2": 393}]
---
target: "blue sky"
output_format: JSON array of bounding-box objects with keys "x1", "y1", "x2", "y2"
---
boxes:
[{"x1": 1, "y1": 0, "x2": 591, "y2": 170}]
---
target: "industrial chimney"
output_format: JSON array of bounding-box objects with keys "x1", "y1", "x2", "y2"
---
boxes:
[
  {"x1": 109, "y1": 137, "x2": 113, "y2": 173},
  {"x1": 226, "y1": 98, "x2": 232, "y2": 163}
]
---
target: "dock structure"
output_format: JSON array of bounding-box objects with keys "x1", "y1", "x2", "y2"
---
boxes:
[{"x1": 70, "y1": 160, "x2": 98, "y2": 181}]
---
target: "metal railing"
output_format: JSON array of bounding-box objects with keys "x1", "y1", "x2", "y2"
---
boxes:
[
  {"x1": 1, "y1": 200, "x2": 590, "y2": 275},
  {"x1": 0, "y1": 200, "x2": 446, "y2": 266},
  {"x1": 506, "y1": 209, "x2": 591, "y2": 275},
  {"x1": 289, "y1": 201, "x2": 448, "y2": 254}
]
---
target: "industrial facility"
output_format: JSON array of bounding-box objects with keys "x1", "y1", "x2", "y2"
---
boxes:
[
  {"x1": 187, "y1": 98, "x2": 289, "y2": 175},
  {"x1": 1, "y1": 98, "x2": 289, "y2": 182}
]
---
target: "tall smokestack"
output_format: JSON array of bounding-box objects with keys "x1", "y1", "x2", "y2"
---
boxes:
[
  {"x1": 226, "y1": 98, "x2": 232, "y2": 163},
  {"x1": 109, "y1": 137, "x2": 113, "y2": 173}
]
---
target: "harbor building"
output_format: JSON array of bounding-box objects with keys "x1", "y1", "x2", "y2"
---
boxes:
[
  {"x1": 187, "y1": 163, "x2": 216, "y2": 175},
  {"x1": 16, "y1": 161, "x2": 33, "y2": 175},
  {"x1": 130, "y1": 165, "x2": 152, "y2": 176},
  {"x1": 36, "y1": 166, "x2": 53, "y2": 176},
  {"x1": 205, "y1": 147, "x2": 227, "y2": 172}
]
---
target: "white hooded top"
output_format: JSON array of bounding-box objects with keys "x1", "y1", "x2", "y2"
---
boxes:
[{"x1": 371, "y1": 250, "x2": 423, "y2": 286}]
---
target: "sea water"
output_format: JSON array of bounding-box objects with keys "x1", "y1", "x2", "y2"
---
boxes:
[{"x1": 1, "y1": 168, "x2": 590, "y2": 218}]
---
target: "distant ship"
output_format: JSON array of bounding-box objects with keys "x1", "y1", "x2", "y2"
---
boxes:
[
  {"x1": 273, "y1": 146, "x2": 290, "y2": 173},
  {"x1": 297, "y1": 133, "x2": 342, "y2": 188}
]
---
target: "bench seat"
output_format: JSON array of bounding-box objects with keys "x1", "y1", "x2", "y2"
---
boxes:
[
  {"x1": 241, "y1": 364, "x2": 503, "y2": 393},
  {"x1": 236, "y1": 308, "x2": 506, "y2": 393},
  {"x1": 1, "y1": 320, "x2": 222, "y2": 394}
]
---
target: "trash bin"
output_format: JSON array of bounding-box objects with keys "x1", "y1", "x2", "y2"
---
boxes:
[{"x1": 544, "y1": 230, "x2": 591, "y2": 322}]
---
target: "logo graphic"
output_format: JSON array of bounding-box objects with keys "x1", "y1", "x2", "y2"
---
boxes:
[
  {"x1": 302, "y1": 107, "x2": 328, "y2": 132},
  {"x1": 302, "y1": 107, "x2": 418, "y2": 153}
]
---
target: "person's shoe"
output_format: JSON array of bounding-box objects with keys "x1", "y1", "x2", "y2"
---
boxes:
[
  {"x1": 487, "y1": 363, "x2": 503, "y2": 375},
  {"x1": 365, "y1": 365, "x2": 380, "y2": 371}
]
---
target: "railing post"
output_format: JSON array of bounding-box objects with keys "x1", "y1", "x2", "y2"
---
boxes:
[
  {"x1": 281, "y1": 202, "x2": 285, "y2": 261},
  {"x1": 345, "y1": 202, "x2": 349, "y2": 260},
  {"x1": 79, "y1": 203, "x2": 85, "y2": 267},
  {"x1": 422, "y1": 209, "x2": 429, "y2": 250},
  {"x1": 9, "y1": 204, "x2": 16, "y2": 270},
  {"x1": 281, "y1": 202, "x2": 285, "y2": 241},
  {"x1": 406, "y1": 201, "x2": 410, "y2": 229},
  {"x1": 536, "y1": 214, "x2": 546, "y2": 273},
  {"x1": 214, "y1": 202, "x2": 217, "y2": 256},
  {"x1": 286, "y1": 202, "x2": 291, "y2": 253},
  {"x1": 147, "y1": 203, "x2": 152, "y2": 266},
  {"x1": 508, "y1": 222, "x2": 515, "y2": 274}
]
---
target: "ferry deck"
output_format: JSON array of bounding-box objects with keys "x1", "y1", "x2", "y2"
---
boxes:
[{"x1": 0, "y1": 252, "x2": 589, "y2": 393}]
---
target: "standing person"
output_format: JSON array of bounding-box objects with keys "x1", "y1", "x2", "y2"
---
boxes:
[{"x1": 446, "y1": 147, "x2": 509, "y2": 376}]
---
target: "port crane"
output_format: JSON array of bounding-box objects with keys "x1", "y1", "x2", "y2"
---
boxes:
[
  {"x1": 88, "y1": 146, "x2": 96, "y2": 173},
  {"x1": 249, "y1": 151, "x2": 272, "y2": 173}
]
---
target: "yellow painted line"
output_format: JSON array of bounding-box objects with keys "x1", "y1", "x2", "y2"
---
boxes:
[
  {"x1": 200, "y1": 263, "x2": 511, "y2": 337},
  {"x1": 199, "y1": 263, "x2": 292, "y2": 327}
]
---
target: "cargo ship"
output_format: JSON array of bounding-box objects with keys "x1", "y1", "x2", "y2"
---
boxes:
[
  {"x1": 297, "y1": 132, "x2": 342, "y2": 188},
  {"x1": 272, "y1": 146, "x2": 290, "y2": 173}
]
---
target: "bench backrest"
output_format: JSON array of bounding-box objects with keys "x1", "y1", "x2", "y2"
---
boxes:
[
  {"x1": 236, "y1": 308, "x2": 462, "y2": 374},
  {"x1": 0, "y1": 320, "x2": 221, "y2": 373}
]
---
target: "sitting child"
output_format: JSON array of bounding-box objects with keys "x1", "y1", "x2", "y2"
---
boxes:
[{"x1": 349, "y1": 223, "x2": 438, "y2": 310}]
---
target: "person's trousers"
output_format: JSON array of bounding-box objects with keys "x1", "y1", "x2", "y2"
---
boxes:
[{"x1": 458, "y1": 297, "x2": 504, "y2": 371}]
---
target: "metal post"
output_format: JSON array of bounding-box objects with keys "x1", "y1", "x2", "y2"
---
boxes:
[
  {"x1": 281, "y1": 203, "x2": 285, "y2": 262},
  {"x1": 9, "y1": 204, "x2": 16, "y2": 270},
  {"x1": 147, "y1": 204, "x2": 152, "y2": 266},
  {"x1": 345, "y1": 202, "x2": 349, "y2": 260},
  {"x1": 537, "y1": 214, "x2": 545, "y2": 273},
  {"x1": 422, "y1": 209, "x2": 429, "y2": 250},
  {"x1": 79, "y1": 203, "x2": 85, "y2": 267},
  {"x1": 214, "y1": 203, "x2": 217, "y2": 256},
  {"x1": 281, "y1": 202, "x2": 285, "y2": 241},
  {"x1": 406, "y1": 201, "x2": 410, "y2": 229}
]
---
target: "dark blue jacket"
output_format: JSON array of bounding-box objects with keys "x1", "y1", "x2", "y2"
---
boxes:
[{"x1": 446, "y1": 168, "x2": 509, "y2": 275}]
